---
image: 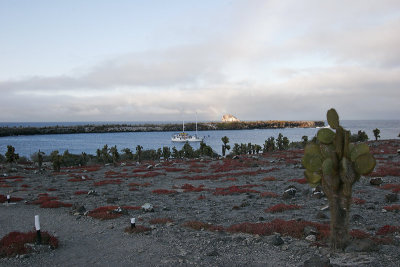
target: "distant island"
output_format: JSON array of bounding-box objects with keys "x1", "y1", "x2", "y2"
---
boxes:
[{"x1": 0, "y1": 120, "x2": 324, "y2": 137}]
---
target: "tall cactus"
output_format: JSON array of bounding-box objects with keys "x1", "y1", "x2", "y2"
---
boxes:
[{"x1": 302, "y1": 109, "x2": 376, "y2": 250}]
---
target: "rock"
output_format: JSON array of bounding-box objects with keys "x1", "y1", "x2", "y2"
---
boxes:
[
  {"x1": 385, "y1": 193, "x2": 398, "y2": 203},
  {"x1": 320, "y1": 205, "x2": 329, "y2": 211},
  {"x1": 283, "y1": 187, "x2": 297, "y2": 199},
  {"x1": 146, "y1": 165, "x2": 153, "y2": 170},
  {"x1": 303, "y1": 255, "x2": 331, "y2": 267},
  {"x1": 351, "y1": 214, "x2": 364, "y2": 222},
  {"x1": 222, "y1": 114, "x2": 240, "y2": 122},
  {"x1": 305, "y1": 235, "x2": 317, "y2": 242},
  {"x1": 370, "y1": 177, "x2": 383, "y2": 186},
  {"x1": 112, "y1": 207, "x2": 128, "y2": 215},
  {"x1": 106, "y1": 197, "x2": 119, "y2": 204},
  {"x1": 142, "y1": 203, "x2": 154, "y2": 212},
  {"x1": 345, "y1": 239, "x2": 378, "y2": 252},
  {"x1": 206, "y1": 249, "x2": 220, "y2": 256},
  {"x1": 316, "y1": 211, "x2": 328, "y2": 220},
  {"x1": 88, "y1": 190, "x2": 98, "y2": 196},
  {"x1": 304, "y1": 226, "x2": 319, "y2": 236},
  {"x1": 232, "y1": 155, "x2": 239, "y2": 160},
  {"x1": 72, "y1": 205, "x2": 86, "y2": 215},
  {"x1": 269, "y1": 234, "x2": 284, "y2": 246}
]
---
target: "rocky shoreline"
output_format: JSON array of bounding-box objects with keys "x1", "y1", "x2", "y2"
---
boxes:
[
  {"x1": 0, "y1": 120, "x2": 324, "y2": 137},
  {"x1": 0, "y1": 139, "x2": 399, "y2": 266}
]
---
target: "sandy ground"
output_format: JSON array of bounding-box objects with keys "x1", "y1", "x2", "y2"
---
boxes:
[{"x1": 1, "y1": 140, "x2": 399, "y2": 266}]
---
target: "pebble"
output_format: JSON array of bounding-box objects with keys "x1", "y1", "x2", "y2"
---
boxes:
[{"x1": 305, "y1": 235, "x2": 316, "y2": 242}]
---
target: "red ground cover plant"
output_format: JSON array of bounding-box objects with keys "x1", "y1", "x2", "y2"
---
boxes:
[
  {"x1": 213, "y1": 185, "x2": 262, "y2": 196},
  {"x1": 121, "y1": 206, "x2": 141, "y2": 210},
  {"x1": 164, "y1": 167, "x2": 185, "y2": 172},
  {"x1": 197, "y1": 195, "x2": 206, "y2": 200},
  {"x1": 93, "y1": 179, "x2": 123, "y2": 186},
  {"x1": 260, "y1": 191, "x2": 279, "y2": 198},
  {"x1": 181, "y1": 184, "x2": 208, "y2": 192},
  {"x1": 21, "y1": 184, "x2": 30, "y2": 188},
  {"x1": 74, "y1": 190, "x2": 88, "y2": 195},
  {"x1": 0, "y1": 194, "x2": 23, "y2": 203},
  {"x1": 265, "y1": 203, "x2": 302, "y2": 213},
  {"x1": 261, "y1": 176, "x2": 276, "y2": 181},
  {"x1": 128, "y1": 182, "x2": 152, "y2": 187},
  {"x1": 381, "y1": 184, "x2": 400, "y2": 193},
  {"x1": 376, "y1": 225, "x2": 400, "y2": 235},
  {"x1": 352, "y1": 197, "x2": 366, "y2": 205},
  {"x1": 223, "y1": 177, "x2": 237, "y2": 182},
  {"x1": 350, "y1": 229, "x2": 371, "y2": 239},
  {"x1": 152, "y1": 189, "x2": 177, "y2": 195},
  {"x1": 182, "y1": 221, "x2": 224, "y2": 232},
  {"x1": 134, "y1": 171, "x2": 164, "y2": 178},
  {"x1": 0, "y1": 231, "x2": 59, "y2": 258},
  {"x1": 383, "y1": 205, "x2": 400, "y2": 212},
  {"x1": 288, "y1": 178, "x2": 307, "y2": 184},
  {"x1": 226, "y1": 219, "x2": 329, "y2": 240},
  {"x1": 47, "y1": 188, "x2": 58, "y2": 191},
  {"x1": 40, "y1": 200, "x2": 72, "y2": 209},
  {"x1": 370, "y1": 162, "x2": 400, "y2": 177},
  {"x1": 88, "y1": 206, "x2": 122, "y2": 220},
  {"x1": 28, "y1": 195, "x2": 58, "y2": 205},
  {"x1": 0, "y1": 183, "x2": 11, "y2": 188},
  {"x1": 124, "y1": 225, "x2": 151, "y2": 234},
  {"x1": 149, "y1": 218, "x2": 174, "y2": 224}
]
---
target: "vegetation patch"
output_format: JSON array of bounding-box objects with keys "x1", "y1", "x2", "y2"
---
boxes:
[
  {"x1": 93, "y1": 179, "x2": 123, "y2": 186},
  {"x1": 149, "y1": 218, "x2": 174, "y2": 224},
  {"x1": 383, "y1": 205, "x2": 400, "y2": 212},
  {"x1": 124, "y1": 225, "x2": 151, "y2": 234},
  {"x1": 288, "y1": 178, "x2": 307, "y2": 184},
  {"x1": 214, "y1": 185, "x2": 261, "y2": 196},
  {"x1": 152, "y1": 189, "x2": 177, "y2": 195},
  {"x1": 40, "y1": 200, "x2": 72, "y2": 209},
  {"x1": 0, "y1": 194, "x2": 23, "y2": 203},
  {"x1": 88, "y1": 206, "x2": 122, "y2": 220},
  {"x1": 265, "y1": 203, "x2": 302, "y2": 213},
  {"x1": 0, "y1": 231, "x2": 59, "y2": 258}
]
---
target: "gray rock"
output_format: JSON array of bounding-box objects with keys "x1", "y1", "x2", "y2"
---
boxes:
[
  {"x1": 206, "y1": 249, "x2": 220, "y2": 256},
  {"x1": 351, "y1": 214, "x2": 364, "y2": 222},
  {"x1": 269, "y1": 234, "x2": 284, "y2": 246},
  {"x1": 303, "y1": 255, "x2": 331, "y2": 267},
  {"x1": 385, "y1": 193, "x2": 398, "y2": 203},
  {"x1": 345, "y1": 239, "x2": 378, "y2": 253},
  {"x1": 316, "y1": 211, "x2": 328, "y2": 220},
  {"x1": 304, "y1": 226, "x2": 319, "y2": 236},
  {"x1": 305, "y1": 235, "x2": 317, "y2": 242},
  {"x1": 142, "y1": 203, "x2": 154, "y2": 212},
  {"x1": 370, "y1": 177, "x2": 383, "y2": 186},
  {"x1": 282, "y1": 187, "x2": 296, "y2": 199},
  {"x1": 106, "y1": 197, "x2": 119, "y2": 204}
]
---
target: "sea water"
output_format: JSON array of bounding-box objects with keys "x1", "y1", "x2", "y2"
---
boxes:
[{"x1": 0, "y1": 120, "x2": 399, "y2": 158}]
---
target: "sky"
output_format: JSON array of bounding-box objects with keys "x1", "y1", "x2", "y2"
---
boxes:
[{"x1": 0, "y1": 0, "x2": 399, "y2": 122}]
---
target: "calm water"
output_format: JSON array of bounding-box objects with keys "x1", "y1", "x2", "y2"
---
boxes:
[{"x1": 0, "y1": 120, "x2": 399, "y2": 158}]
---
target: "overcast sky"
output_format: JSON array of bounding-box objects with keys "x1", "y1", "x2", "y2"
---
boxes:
[{"x1": 0, "y1": 0, "x2": 399, "y2": 122}]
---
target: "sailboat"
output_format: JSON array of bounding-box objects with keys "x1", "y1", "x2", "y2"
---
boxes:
[{"x1": 171, "y1": 119, "x2": 203, "y2": 142}]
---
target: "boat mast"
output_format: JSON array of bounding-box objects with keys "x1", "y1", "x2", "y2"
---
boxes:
[
  {"x1": 183, "y1": 120, "x2": 185, "y2": 133},
  {"x1": 195, "y1": 113, "x2": 198, "y2": 137}
]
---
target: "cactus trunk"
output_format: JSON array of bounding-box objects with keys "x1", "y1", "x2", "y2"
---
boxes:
[{"x1": 328, "y1": 190, "x2": 351, "y2": 249}]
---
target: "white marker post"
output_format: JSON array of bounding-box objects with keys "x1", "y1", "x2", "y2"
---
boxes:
[
  {"x1": 7, "y1": 195, "x2": 10, "y2": 204},
  {"x1": 35, "y1": 215, "x2": 41, "y2": 244},
  {"x1": 130, "y1": 218, "x2": 136, "y2": 229}
]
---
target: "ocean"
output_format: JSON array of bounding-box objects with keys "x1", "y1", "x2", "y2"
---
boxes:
[{"x1": 0, "y1": 120, "x2": 399, "y2": 158}]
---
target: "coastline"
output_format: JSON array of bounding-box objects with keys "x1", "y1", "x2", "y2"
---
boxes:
[{"x1": 0, "y1": 120, "x2": 324, "y2": 137}]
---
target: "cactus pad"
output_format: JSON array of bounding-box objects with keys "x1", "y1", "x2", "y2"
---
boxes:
[
  {"x1": 350, "y1": 143, "x2": 370, "y2": 162},
  {"x1": 302, "y1": 154, "x2": 323, "y2": 172},
  {"x1": 317, "y1": 128, "x2": 335, "y2": 144},
  {"x1": 327, "y1": 108, "x2": 339, "y2": 129},
  {"x1": 304, "y1": 170, "x2": 322, "y2": 186},
  {"x1": 354, "y1": 153, "x2": 376, "y2": 175}
]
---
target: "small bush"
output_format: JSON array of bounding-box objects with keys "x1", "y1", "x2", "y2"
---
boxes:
[
  {"x1": 352, "y1": 197, "x2": 366, "y2": 205},
  {"x1": 40, "y1": 200, "x2": 72, "y2": 208},
  {"x1": 376, "y1": 225, "x2": 400, "y2": 235},
  {"x1": 383, "y1": 205, "x2": 400, "y2": 212}
]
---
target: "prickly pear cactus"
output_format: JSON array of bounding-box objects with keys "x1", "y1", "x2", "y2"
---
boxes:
[{"x1": 302, "y1": 109, "x2": 376, "y2": 250}]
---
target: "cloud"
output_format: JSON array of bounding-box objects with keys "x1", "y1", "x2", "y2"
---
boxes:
[{"x1": 0, "y1": 0, "x2": 400, "y2": 121}]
